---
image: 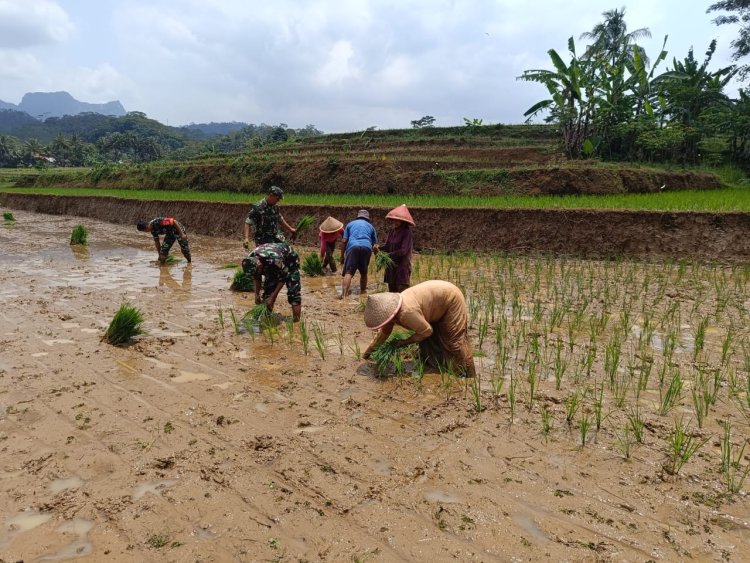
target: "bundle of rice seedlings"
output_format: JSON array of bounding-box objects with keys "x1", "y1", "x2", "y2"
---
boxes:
[
  {"x1": 163, "y1": 254, "x2": 180, "y2": 265},
  {"x1": 375, "y1": 250, "x2": 395, "y2": 272},
  {"x1": 245, "y1": 303, "x2": 270, "y2": 322},
  {"x1": 102, "y1": 304, "x2": 145, "y2": 345},
  {"x1": 370, "y1": 330, "x2": 413, "y2": 377},
  {"x1": 230, "y1": 269, "x2": 255, "y2": 291},
  {"x1": 301, "y1": 253, "x2": 324, "y2": 276},
  {"x1": 3, "y1": 212, "x2": 14, "y2": 222},
  {"x1": 220, "y1": 262, "x2": 240, "y2": 269},
  {"x1": 295, "y1": 215, "x2": 316, "y2": 235},
  {"x1": 70, "y1": 225, "x2": 89, "y2": 245}
]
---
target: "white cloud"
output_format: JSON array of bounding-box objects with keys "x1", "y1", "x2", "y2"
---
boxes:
[
  {"x1": 314, "y1": 40, "x2": 360, "y2": 87},
  {"x1": 0, "y1": 0, "x2": 73, "y2": 48}
]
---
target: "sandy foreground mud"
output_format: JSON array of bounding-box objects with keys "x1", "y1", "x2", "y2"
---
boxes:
[{"x1": 1, "y1": 210, "x2": 749, "y2": 562}]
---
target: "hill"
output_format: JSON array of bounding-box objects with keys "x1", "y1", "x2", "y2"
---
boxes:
[{"x1": 0, "y1": 91, "x2": 126, "y2": 118}]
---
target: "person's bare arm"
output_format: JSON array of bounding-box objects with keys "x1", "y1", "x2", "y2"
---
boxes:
[
  {"x1": 175, "y1": 224, "x2": 188, "y2": 240},
  {"x1": 280, "y1": 214, "x2": 296, "y2": 235},
  {"x1": 244, "y1": 223, "x2": 253, "y2": 248},
  {"x1": 153, "y1": 238, "x2": 161, "y2": 254},
  {"x1": 266, "y1": 280, "x2": 285, "y2": 310},
  {"x1": 363, "y1": 323, "x2": 395, "y2": 359},
  {"x1": 340, "y1": 239, "x2": 348, "y2": 262}
]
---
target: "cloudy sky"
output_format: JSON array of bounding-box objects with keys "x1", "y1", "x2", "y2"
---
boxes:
[{"x1": 0, "y1": 0, "x2": 741, "y2": 131}]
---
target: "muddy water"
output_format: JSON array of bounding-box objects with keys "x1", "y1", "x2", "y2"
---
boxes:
[{"x1": 0, "y1": 210, "x2": 748, "y2": 562}]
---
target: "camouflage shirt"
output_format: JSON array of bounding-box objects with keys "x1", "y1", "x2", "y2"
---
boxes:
[
  {"x1": 148, "y1": 217, "x2": 184, "y2": 240},
  {"x1": 245, "y1": 198, "x2": 286, "y2": 245},
  {"x1": 250, "y1": 243, "x2": 299, "y2": 277}
]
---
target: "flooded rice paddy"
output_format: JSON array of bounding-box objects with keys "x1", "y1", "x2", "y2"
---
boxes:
[{"x1": 0, "y1": 209, "x2": 749, "y2": 561}]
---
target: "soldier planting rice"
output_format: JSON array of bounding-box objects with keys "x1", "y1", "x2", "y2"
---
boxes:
[
  {"x1": 242, "y1": 242, "x2": 302, "y2": 321},
  {"x1": 243, "y1": 186, "x2": 296, "y2": 248},
  {"x1": 136, "y1": 217, "x2": 191, "y2": 264}
]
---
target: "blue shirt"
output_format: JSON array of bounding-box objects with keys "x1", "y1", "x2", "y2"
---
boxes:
[{"x1": 342, "y1": 218, "x2": 377, "y2": 252}]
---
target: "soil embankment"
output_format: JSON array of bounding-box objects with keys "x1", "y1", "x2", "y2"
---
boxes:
[{"x1": 2, "y1": 192, "x2": 749, "y2": 262}]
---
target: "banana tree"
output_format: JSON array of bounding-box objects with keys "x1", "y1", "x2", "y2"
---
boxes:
[{"x1": 517, "y1": 37, "x2": 595, "y2": 158}]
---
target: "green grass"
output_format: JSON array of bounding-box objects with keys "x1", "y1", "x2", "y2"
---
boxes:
[{"x1": 3, "y1": 185, "x2": 750, "y2": 211}]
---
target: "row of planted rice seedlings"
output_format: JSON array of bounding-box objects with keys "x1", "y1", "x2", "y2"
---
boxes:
[{"x1": 410, "y1": 251, "x2": 750, "y2": 486}]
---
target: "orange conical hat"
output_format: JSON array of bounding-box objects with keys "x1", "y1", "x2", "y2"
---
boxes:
[{"x1": 385, "y1": 204, "x2": 415, "y2": 226}]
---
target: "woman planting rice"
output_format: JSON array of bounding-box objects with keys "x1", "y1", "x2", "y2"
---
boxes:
[
  {"x1": 376, "y1": 204, "x2": 414, "y2": 292},
  {"x1": 362, "y1": 280, "x2": 476, "y2": 377}
]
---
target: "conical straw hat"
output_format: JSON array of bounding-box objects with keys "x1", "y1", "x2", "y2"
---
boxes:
[
  {"x1": 364, "y1": 292, "x2": 403, "y2": 330},
  {"x1": 385, "y1": 204, "x2": 415, "y2": 226},
  {"x1": 319, "y1": 216, "x2": 344, "y2": 233}
]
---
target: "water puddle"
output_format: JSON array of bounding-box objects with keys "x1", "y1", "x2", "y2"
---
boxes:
[
  {"x1": 144, "y1": 357, "x2": 173, "y2": 369},
  {"x1": 61, "y1": 322, "x2": 80, "y2": 329},
  {"x1": 5, "y1": 511, "x2": 52, "y2": 533},
  {"x1": 80, "y1": 328, "x2": 99, "y2": 334},
  {"x1": 424, "y1": 489, "x2": 463, "y2": 503},
  {"x1": 132, "y1": 479, "x2": 178, "y2": 500},
  {"x1": 38, "y1": 519, "x2": 94, "y2": 560},
  {"x1": 43, "y1": 339, "x2": 76, "y2": 346},
  {"x1": 172, "y1": 371, "x2": 211, "y2": 383},
  {"x1": 31, "y1": 352, "x2": 49, "y2": 357},
  {"x1": 512, "y1": 513, "x2": 549, "y2": 543},
  {"x1": 294, "y1": 425, "x2": 327, "y2": 434},
  {"x1": 49, "y1": 476, "x2": 83, "y2": 494}
]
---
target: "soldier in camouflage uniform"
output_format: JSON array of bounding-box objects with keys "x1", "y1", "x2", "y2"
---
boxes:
[
  {"x1": 243, "y1": 186, "x2": 296, "y2": 248},
  {"x1": 137, "y1": 217, "x2": 191, "y2": 264},
  {"x1": 242, "y1": 242, "x2": 302, "y2": 321}
]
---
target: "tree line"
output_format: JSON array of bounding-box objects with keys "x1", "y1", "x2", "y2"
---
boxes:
[
  {"x1": 518, "y1": 4, "x2": 750, "y2": 168},
  {"x1": 0, "y1": 110, "x2": 322, "y2": 168}
]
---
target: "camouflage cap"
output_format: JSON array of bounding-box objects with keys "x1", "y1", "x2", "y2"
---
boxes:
[
  {"x1": 242, "y1": 256, "x2": 260, "y2": 277},
  {"x1": 268, "y1": 186, "x2": 284, "y2": 199}
]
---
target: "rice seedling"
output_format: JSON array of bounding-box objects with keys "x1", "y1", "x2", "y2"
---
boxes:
[
  {"x1": 526, "y1": 362, "x2": 538, "y2": 411},
  {"x1": 3, "y1": 211, "x2": 14, "y2": 222},
  {"x1": 312, "y1": 323, "x2": 327, "y2": 360},
  {"x1": 285, "y1": 317, "x2": 295, "y2": 344},
  {"x1": 335, "y1": 327, "x2": 344, "y2": 355},
  {"x1": 246, "y1": 303, "x2": 270, "y2": 322},
  {"x1": 477, "y1": 314, "x2": 489, "y2": 350},
  {"x1": 627, "y1": 406, "x2": 646, "y2": 444},
  {"x1": 102, "y1": 303, "x2": 145, "y2": 345},
  {"x1": 721, "y1": 420, "x2": 750, "y2": 494},
  {"x1": 370, "y1": 330, "x2": 412, "y2": 377},
  {"x1": 664, "y1": 417, "x2": 707, "y2": 475},
  {"x1": 301, "y1": 253, "x2": 324, "y2": 276},
  {"x1": 541, "y1": 405, "x2": 553, "y2": 441},
  {"x1": 469, "y1": 374, "x2": 483, "y2": 414},
  {"x1": 439, "y1": 364, "x2": 457, "y2": 405},
  {"x1": 230, "y1": 269, "x2": 255, "y2": 291},
  {"x1": 579, "y1": 411, "x2": 592, "y2": 447},
  {"x1": 565, "y1": 389, "x2": 581, "y2": 427},
  {"x1": 553, "y1": 339, "x2": 567, "y2": 390},
  {"x1": 299, "y1": 319, "x2": 310, "y2": 355},
  {"x1": 228, "y1": 308, "x2": 241, "y2": 335},
  {"x1": 693, "y1": 316, "x2": 709, "y2": 361},
  {"x1": 375, "y1": 250, "x2": 395, "y2": 272},
  {"x1": 217, "y1": 306, "x2": 225, "y2": 329},
  {"x1": 721, "y1": 328, "x2": 733, "y2": 366},
  {"x1": 592, "y1": 382, "x2": 606, "y2": 432},
  {"x1": 163, "y1": 254, "x2": 180, "y2": 265},
  {"x1": 658, "y1": 370, "x2": 683, "y2": 416},
  {"x1": 615, "y1": 426, "x2": 635, "y2": 460},
  {"x1": 70, "y1": 224, "x2": 88, "y2": 245},
  {"x1": 348, "y1": 337, "x2": 361, "y2": 360},
  {"x1": 220, "y1": 262, "x2": 240, "y2": 269},
  {"x1": 292, "y1": 215, "x2": 316, "y2": 240},
  {"x1": 243, "y1": 316, "x2": 256, "y2": 341}
]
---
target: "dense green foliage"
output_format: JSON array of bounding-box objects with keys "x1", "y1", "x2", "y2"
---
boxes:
[
  {"x1": 0, "y1": 111, "x2": 322, "y2": 168},
  {"x1": 518, "y1": 8, "x2": 750, "y2": 168}
]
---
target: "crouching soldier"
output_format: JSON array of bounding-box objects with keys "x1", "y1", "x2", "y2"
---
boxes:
[
  {"x1": 137, "y1": 217, "x2": 191, "y2": 264},
  {"x1": 242, "y1": 242, "x2": 302, "y2": 321}
]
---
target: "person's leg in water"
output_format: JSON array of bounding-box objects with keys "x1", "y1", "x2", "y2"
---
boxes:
[
  {"x1": 159, "y1": 233, "x2": 176, "y2": 264},
  {"x1": 176, "y1": 223, "x2": 191, "y2": 262}
]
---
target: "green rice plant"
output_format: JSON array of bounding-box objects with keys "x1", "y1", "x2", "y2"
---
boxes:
[
  {"x1": 508, "y1": 373, "x2": 518, "y2": 422},
  {"x1": 439, "y1": 363, "x2": 457, "y2": 405},
  {"x1": 70, "y1": 224, "x2": 88, "y2": 245},
  {"x1": 412, "y1": 356, "x2": 426, "y2": 390},
  {"x1": 370, "y1": 330, "x2": 412, "y2": 377},
  {"x1": 579, "y1": 410, "x2": 592, "y2": 447},
  {"x1": 553, "y1": 338, "x2": 567, "y2": 390},
  {"x1": 246, "y1": 303, "x2": 270, "y2": 322},
  {"x1": 312, "y1": 323, "x2": 327, "y2": 360},
  {"x1": 228, "y1": 308, "x2": 241, "y2": 335},
  {"x1": 658, "y1": 370, "x2": 683, "y2": 416},
  {"x1": 721, "y1": 420, "x2": 750, "y2": 494},
  {"x1": 220, "y1": 262, "x2": 240, "y2": 269},
  {"x1": 375, "y1": 250, "x2": 395, "y2": 272},
  {"x1": 285, "y1": 317, "x2": 295, "y2": 345},
  {"x1": 217, "y1": 306, "x2": 225, "y2": 329},
  {"x1": 721, "y1": 328, "x2": 734, "y2": 366},
  {"x1": 243, "y1": 316, "x2": 256, "y2": 341},
  {"x1": 293, "y1": 215, "x2": 316, "y2": 239},
  {"x1": 230, "y1": 269, "x2": 254, "y2": 291},
  {"x1": 592, "y1": 382, "x2": 606, "y2": 432},
  {"x1": 301, "y1": 253, "x2": 325, "y2": 276},
  {"x1": 526, "y1": 362, "x2": 538, "y2": 411},
  {"x1": 615, "y1": 426, "x2": 635, "y2": 460},
  {"x1": 348, "y1": 337, "x2": 361, "y2": 360},
  {"x1": 102, "y1": 304, "x2": 145, "y2": 345},
  {"x1": 163, "y1": 254, "x2": 180, "y2": 265},
  {"x1": 691, "y1": 379, "x2": 708, "y2": 429},
  {"x1": 693, "y1": 316, "x2": 709, "y2": 361},
  {"x1": 541, "y1": 405, "x2": 553, "y2": 442},
  {"x1": 664, "y1": 417, "x2": 707, "y2": 475},
  {"x1": 335, "y1": 327, "x2": 344, "y2": 355},
  {"x1": 477, "y1": 314, "x2": 489, "y2": 350},
  {"x1": 3, "y1": 211, "x2": 14, "y2": 222},
  {"x1": 565, "y1": 389, "x2": 581, "y2": 427},
  {"x1": 299, "y1": 319, "x2": 310, "y2": 355},
  {"x1": 469, "y1": 374, "x2": 483, "y2": 414},
  {"x1": 627, "y1": 406, "x2": 646, "y2": 444}
]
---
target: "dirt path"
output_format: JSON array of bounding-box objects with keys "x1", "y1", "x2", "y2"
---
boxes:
[{"x1": 1, "y1": 211, "x2": 749, "y2": 562}]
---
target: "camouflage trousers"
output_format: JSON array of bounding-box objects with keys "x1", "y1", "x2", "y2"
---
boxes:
[
  {"x1": 262, "y1": 267, "x2": 302, "y2": 305},
  {"x1": 160, "y1": 223, "x2": 191, "y2": 262}
]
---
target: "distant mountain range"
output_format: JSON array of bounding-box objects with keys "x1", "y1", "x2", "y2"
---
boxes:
[{"x1": 0, "y1": 91, "x2": 126, "y2": 119}]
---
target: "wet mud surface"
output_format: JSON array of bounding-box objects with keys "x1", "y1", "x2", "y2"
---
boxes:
[{"x1": 1, "y1": 210, "x2": 749, "y2": 562}]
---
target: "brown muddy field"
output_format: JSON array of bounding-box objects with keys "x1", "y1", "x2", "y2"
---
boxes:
[{"x1": 1, "y1": 210, "x2": 750, "y2": 562}]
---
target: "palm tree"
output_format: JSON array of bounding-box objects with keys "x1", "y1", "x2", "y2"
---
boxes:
[{"x1": 580, "y1": 7, "x2": 651, "y2": 68}]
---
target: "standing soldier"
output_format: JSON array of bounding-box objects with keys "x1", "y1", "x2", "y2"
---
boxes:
[
  {"x1": 242, "y1": 242, "x2": 302, "y2": 321},
  {"x1": 243, "y1": 186, "x2": 296, "y2": 249},
  {"x1": 137, "y1": 217, "x2": 192, "y2": 264}
]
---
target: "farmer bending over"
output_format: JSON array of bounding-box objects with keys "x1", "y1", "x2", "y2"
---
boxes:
[
  {"x1": 136, "y1": 217, "x2": 191, "y2": 264},
  {"x1": 243, "y1": 185, "x2": 296, "y2": 249},
  {"x1": 242, "y1": 242, "x2": 302, "y2": 321},
  {"x1": 362, "y1": 280, "x2": 476, "y2": 377}
]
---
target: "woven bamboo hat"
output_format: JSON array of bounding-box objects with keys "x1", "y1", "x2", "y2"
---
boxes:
[
  {"x1": 385, "y1": 204, "x2": 415, "y2": 226},
  {"x1": 319, "y1": 216, "x2": 344, "y2": 233},
  {"x1": 364, "y1": 292, "x2": 403, "y2": 330}
]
